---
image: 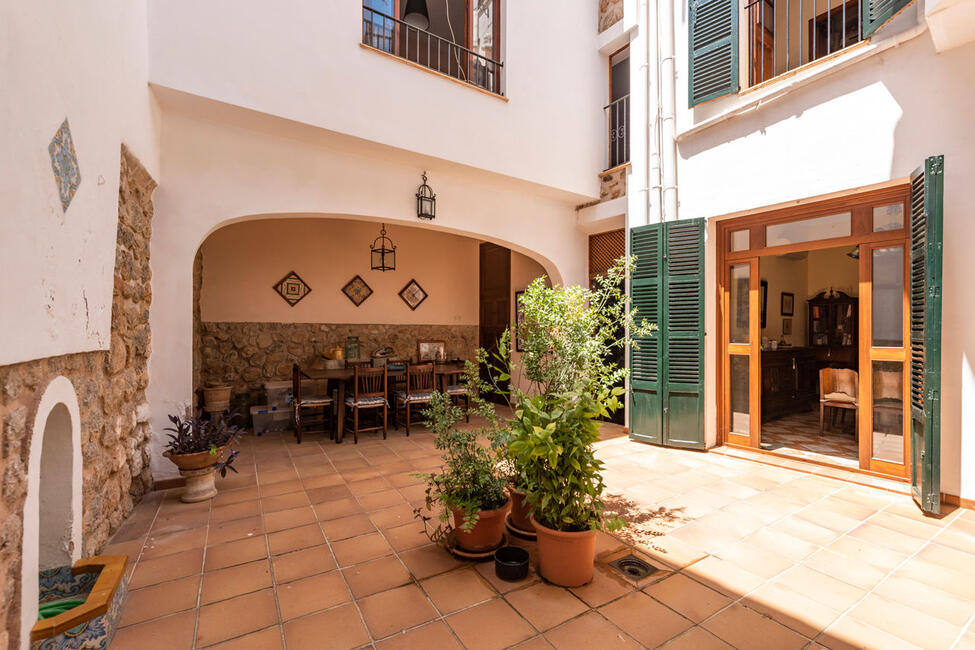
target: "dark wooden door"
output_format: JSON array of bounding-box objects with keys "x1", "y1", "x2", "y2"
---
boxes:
[{"x1": 479, "y1": 243, "x2": 510, "y2": 398}]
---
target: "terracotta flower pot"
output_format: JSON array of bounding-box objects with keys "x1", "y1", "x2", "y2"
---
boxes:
[
  {"x1": 531, "y1": 516, "x2": 597, "y2": 587},
  {"x1": 508, "y1": 488, "x2": 535, "y2": 532},
  {"x1": 452, "y1": 498, "x2": 510, "y2": 552},
  {"x1": 203, "y1": 385, "x2": 232, "y2": 412},
  {"x1": 164, "y1": 446, "x2": 228, "y2": 503},
  {"x1": 164, "y1": 446, "x2": 227, "y2": 471}
]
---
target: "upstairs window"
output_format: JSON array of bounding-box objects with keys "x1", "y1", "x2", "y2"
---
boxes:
[{"x1": 688, "y1": 0, "x2": 913, "y2": 106}]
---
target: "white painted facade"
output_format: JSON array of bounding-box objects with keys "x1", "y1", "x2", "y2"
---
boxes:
[{"x1": 626, "y1": 0, "x2": 975, "y2": 500}]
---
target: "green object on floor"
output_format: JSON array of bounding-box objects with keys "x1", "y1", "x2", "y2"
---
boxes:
[{"x1": 37, "y1": 598, "x2": 86, "y2": 620}]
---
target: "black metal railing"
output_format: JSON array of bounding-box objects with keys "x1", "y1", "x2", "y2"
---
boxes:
[
  {"x1": 746, "y1": 0, "x2": 863, "y2": 86},
  {"x1": 605, "y1": 94, "x2": 629, "y2": 170},
  {"x1": 362, "y1": 6, "x2": 504, "y2": 95}
]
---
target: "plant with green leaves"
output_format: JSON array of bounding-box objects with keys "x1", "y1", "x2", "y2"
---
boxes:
[
  {"x1": 489, "y1": 256, "x2": 654, "y2": 532},
  {"x1": 413, "y1": 379, "x2": 509, "y2": 546}
]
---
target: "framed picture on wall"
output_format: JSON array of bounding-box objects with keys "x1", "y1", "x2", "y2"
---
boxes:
[
  {"x1": 782, "y1": 318, "x2": 792, "y2": 335},
  {"x1": 781, "y1": 292, "x2": 795, "y2": 316},
  {"x1": 417, "y1": 340, "x2": 446, "y2": 362},
  {"x1": 514, "y1": 290, "x2": 525, "y2": 352}
]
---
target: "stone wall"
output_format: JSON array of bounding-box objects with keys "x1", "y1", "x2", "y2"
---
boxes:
[
  {"x1": 198, "y1": 321, "x2": 479, "y2": 395},
  {"x1": 600, "y1": 165, "x2": 627, "y2": 200},
  {"x1": 0, "y1": 145, "x2": 155, "y2": 647},
  {"x1": 599, "y1": 0, "x2": 623, "y2": 32}
]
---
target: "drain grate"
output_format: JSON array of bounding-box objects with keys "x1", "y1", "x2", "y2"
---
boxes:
[{"x1": 608, "y1": 554, "x2": 657, "y2": 581}]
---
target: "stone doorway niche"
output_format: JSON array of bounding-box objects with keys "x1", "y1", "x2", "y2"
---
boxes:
[{"x1": 19, "y1": 375, "x2": 82, "y2": 649}]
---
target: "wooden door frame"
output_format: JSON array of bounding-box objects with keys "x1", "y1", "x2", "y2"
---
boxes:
[{"x1": 715, "y1": 180, "x2": 911, "y2": 479}]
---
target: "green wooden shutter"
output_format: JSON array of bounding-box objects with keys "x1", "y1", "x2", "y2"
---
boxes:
[
  {"x1": 909, "y1": 155, "x2": 944, "y2": 515},
  {"x1": 862, "y1": 0, "x2": 914, "y2": 38},
  {"x1": 663, "y1": 219, "x2": 706, "y2": 449},
  {"x1": 630, "y1": 224, "x2": 663, "y2": 444},
  {"x1": 688, "y1": 0, "x2": 739, "y2": 107}
]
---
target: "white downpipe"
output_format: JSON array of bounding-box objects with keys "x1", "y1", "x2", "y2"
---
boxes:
[
  {"x1": 646, "y1": 0, "x2": 663, "y2": 224},
  {"x1": 658, "y1": 0, "x2": 678, "y2": 222}
]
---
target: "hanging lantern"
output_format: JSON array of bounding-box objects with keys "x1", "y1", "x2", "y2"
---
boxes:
[
  {"x1": 416, "y1": 171, "x2": 436, "y2": 220},
  {"x1": 370, "y1": 223, "x2": 396, "y2": 272},
  {"x1": 402, "y1": 0, "x2": 430, "y2": 30}
]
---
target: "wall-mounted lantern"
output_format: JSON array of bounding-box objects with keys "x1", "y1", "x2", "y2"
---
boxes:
[
  {"x1": 416, "y1": 171, "x2": 436, "y2": 220},
  {"x1": 370, "y1": 223, "x2": 396, "y2": 271}
]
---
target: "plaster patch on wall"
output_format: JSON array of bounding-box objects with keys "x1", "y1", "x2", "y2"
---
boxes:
[{"x1": 48, "y1": 119, "x2": 81, "y2": 212}]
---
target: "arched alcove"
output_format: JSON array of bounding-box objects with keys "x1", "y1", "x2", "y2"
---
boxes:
[{"x1": 19, "y1": 376, "x2": 82, "y2": 650}]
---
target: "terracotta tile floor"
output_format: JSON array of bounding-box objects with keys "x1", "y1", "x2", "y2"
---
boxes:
[
  {"x1": 105, "y1": 418, "x2": 975, "y2": 649},
  {"x1": 760, "y1": 411, "x2": 859, "y2": 468}
]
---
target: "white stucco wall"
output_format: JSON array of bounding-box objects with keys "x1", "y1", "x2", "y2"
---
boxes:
[
  {"x1": 148, "y1": 94, "x2": 589, "y2": 479},
  {"x1": 671, "y1": 14, "x2": 975, "y2": 498},
  {"x1": 0, "y1": 0, "x2": 160, "y2": 367},
  {"x1": 147, "y1": 0, "x2": 605, "y2": 198}
]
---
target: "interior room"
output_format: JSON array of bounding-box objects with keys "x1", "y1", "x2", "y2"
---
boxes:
[{"x1": 758, "y1": 245, "x2": 860, "y2": 467}]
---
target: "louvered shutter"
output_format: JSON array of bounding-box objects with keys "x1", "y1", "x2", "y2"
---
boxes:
[
  {"x1": 862, "y1": 0, "x2": 914, "y2": 38},
  {"x1": 663, "y1": 219, "x2": 706, "y2": 449},
  {"x1": 688, "y1": 0, "x2": 739, "y2": 107},
  {"x1": 909, "y1": 155, "x2": 944, "y2": 515},
  {"x1": 630, "y1": 224, "x2": 664, "y2": 444}
]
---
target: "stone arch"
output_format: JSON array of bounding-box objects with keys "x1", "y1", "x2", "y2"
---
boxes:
[{"x1": 19, "y1": 376, "x2": 83, "y2": 649}]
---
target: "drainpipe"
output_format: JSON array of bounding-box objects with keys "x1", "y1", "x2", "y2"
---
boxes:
[
  {"x1": 658, "y1": 0, "x2": 678, "y2": 222},
  {"x1": 645, "y1": 0, "x2": 663, "y2": 224}
]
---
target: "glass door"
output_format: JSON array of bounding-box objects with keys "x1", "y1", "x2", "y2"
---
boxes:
[
  {"x1": 724, "y1": 259, "x2": 761, "y2": 447},
  {"x1": 858, "y1": 238, "x2": 910, "y2": 477}
]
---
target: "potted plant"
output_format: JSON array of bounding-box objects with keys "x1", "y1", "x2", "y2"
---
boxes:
[
  {"x1": 163, "y1": 409, "x2": 243, "y2": 503},
  {"x1": 202, "y1": 378, "x2": 232, "y2": 413},
  {"x1": 414, "y1": 389, "x2": 510, "y2": 552},
  {"x1": 496, "y1": 258, "x2": 653, "y2": 586}
]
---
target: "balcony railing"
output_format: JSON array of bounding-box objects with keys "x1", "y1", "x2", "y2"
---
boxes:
[
  {"x1": 746, "y1": 0, "x2": 863, "y2": 86},
  {"x1": 605, "y1": 94, "x2": 629, "y2": 170},
  {"x1": 362, "y1": 6, "x2": 504, "y2": 95}
]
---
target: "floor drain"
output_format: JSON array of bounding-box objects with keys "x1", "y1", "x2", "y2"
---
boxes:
[{"x1": 608, "y1": 554, "x2": 657, "y2": 581}]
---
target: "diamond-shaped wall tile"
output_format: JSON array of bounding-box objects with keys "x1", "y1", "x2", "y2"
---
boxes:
[
  {"x1": 48, "y1": 118, "x2": 81, "y2": 212},
  {"x1": 273, "y1": 271, "x2": 312, "y2": 306}
]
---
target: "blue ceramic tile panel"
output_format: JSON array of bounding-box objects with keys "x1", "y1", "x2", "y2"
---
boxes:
[{"x1": 48, "y1": 118, "x2": 81, "y2": 212}]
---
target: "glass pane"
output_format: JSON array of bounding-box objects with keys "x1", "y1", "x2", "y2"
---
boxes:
[
  {"x1": 730, "y1": 230, "x2": 750, "y2": 252},
  {"x1": 873, "y1": 204, "x2": 905, "y2": 232},
  {"x1": 730, "y1": 355, "x2": 750, "y2": 434},
  {"x1": 872, "y1": 246, "x2": 904, "y2": 347},
  {"x1": 766, "y1": 213, "x2": 851, "y2": 247},
  {"x1": 730, "y1": 264, "x2": 750, "y2": 344},
  {"x1": 363, "y1": 0, "x2": 396, "y2": 53},
  {"x1": 472, "y1": 0, "x2": 495, "y2": 59},
  {"x1": 872, "y1": 361, "x2": 904, "y2": 464}
]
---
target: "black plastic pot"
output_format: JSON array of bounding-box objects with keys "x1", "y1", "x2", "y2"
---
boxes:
[{"x1": 494, "y1": 545, "x2": 530, "y2": 582}]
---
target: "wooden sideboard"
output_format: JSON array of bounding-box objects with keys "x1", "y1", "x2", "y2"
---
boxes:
[{"x1": 761, "y1": 347, "x2": 818, "y2": 422}]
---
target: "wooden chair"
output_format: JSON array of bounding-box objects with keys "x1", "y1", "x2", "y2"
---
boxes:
[
  {"x1": 292, "y1": 363, "x2": 335, "y2": 444},
  {"x1": 820, "y1": 368, "x2": 858, "y2": 438},
  {"x1": 442, "y1": 369, "x2": 470, "y2": 423},
  {"x1": 344, "y1": 366, "x2": 388, "y2": 444},
  {"x1": 393, "y1": 362, "x2": 435, "y2": 435}
]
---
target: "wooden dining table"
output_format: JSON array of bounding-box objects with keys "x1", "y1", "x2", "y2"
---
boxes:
[{"x1": 302, "y1": 361, "x2": 467, "y2": 443}]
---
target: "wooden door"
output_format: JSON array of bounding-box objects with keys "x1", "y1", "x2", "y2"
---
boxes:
[
  {"x1": 479, "y1": 243, "x2": 510, "y2": 398},
  {"x1": 723, "y1": 257, "x2": 761, "y2": 447}
]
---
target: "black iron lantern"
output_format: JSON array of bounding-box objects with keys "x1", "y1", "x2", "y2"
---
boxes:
[
  {"x1": 402, "y1": 0, "x2": 430, "y2": 30},
  {"x1": 370, "y1": 223, "x2": 396, "y2": 272},
  {"x1": 416, "y1": 171, "x2": 436, "y2": 220}
]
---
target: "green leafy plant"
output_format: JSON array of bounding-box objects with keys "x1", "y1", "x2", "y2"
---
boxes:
[
  {"x1": 164, "y1": 409, "x2": 243, "y2": 477},
  {"x1": 487, "y1": 257, "x2": 654, "y2": 532},
  {"x1": 413, "y1": 376, "x2": 509, "y2": 546}
]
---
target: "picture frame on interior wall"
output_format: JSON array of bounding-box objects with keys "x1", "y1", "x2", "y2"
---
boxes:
[
  {"x1": 399, "y1": 279, "x2": 428, "y2": 311},
  {"x1": 417, "y1": 340, "x2": 446, "y2": 362},
  {"x1": 782, "y1": 318, "x2": 792, "y2": 335},
  {"x1": 781, "y1": 292, "x2": 795, "y2": 316},
  {"x1": 515, "y1": 290, "x2": 525, "y2": 352},
  {"x1": 342, "y1": 274, "x2": 373, "y2": 306},
  {"x1": 273, "y1": 270, "x2": 312, "y2": 306}
]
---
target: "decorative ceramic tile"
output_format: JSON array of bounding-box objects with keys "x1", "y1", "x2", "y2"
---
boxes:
[
  {"x1": 398, "y1": 279, "x2": 427, "y2": 311},
  {"x1": 33, "y1": 565, "x2": 128, "y2": 650},
  {"x1": 48, "y1": 118, "x2": 81, "y2": 212},
  {"x1": 342, "y1": 275, "x2": 373, "y2": 306},
  {"x1": 274, "y1": 271, "x2": 312, "y2": 307}
]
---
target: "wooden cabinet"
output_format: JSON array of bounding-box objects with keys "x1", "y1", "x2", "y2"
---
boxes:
[
  {"x1": 808, "y1": 290, "x2": 857, "y2": 370},
  {"x1": 761, "y1": 347, "x2": 817, "y2": 422}
]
